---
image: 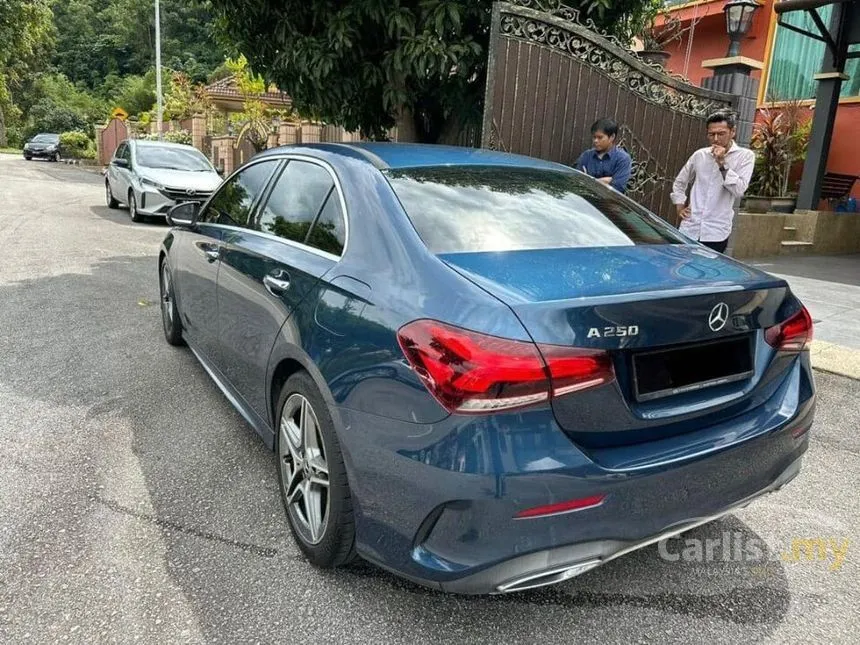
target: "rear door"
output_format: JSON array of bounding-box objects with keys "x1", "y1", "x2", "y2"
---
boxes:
[{"x1": 217, "y1": 156, "x2": 347, "y2": 419}]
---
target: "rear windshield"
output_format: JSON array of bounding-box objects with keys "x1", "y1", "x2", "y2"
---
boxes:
[{"x1": 384, "y1": 166, "x2": 685, "y2": 253}]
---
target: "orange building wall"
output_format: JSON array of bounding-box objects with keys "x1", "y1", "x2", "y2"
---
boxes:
[
  {"x1": 662, "y1": 0, "x2": 860, "y2": 202},
  {"x1": 660, "y1": 0, "x2": 772, "y2": 86}
]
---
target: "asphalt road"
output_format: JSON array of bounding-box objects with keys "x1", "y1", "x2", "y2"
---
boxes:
[{"x1": 0, "y1": 153, "x2": 857, "y2": 644}]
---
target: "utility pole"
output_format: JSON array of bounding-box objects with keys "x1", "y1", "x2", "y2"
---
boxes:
[{"x1": 155, "y1": 0, "x2": 163, "y2": 140}]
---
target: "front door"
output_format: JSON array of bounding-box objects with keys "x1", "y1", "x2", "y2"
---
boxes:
[
  {"x1": 175, "y1": 158, "x2": 282, "y2": 368},
  {"x1": 217, "y1": 157, "x2": 347, "y2": 420}
]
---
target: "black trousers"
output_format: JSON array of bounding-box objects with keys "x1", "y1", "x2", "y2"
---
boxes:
[{"x1": 701, "y1": 239, "x2": 729, "y2": 253}]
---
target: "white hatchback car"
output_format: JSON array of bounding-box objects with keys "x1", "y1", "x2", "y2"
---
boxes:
[{"x1": 105, "y1": 140, "x2": 223, "y2": 222}]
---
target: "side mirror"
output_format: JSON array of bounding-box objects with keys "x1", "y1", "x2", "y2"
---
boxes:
[
  {"x1": 166, "y1": 201, "x2": 200, "y2": 228},
  {"x1": 216, "y1": 167, "x2": 225, "y2": 177},
  {"x1": 112, "y1": 158, "x2": 129, "y2": 169}
]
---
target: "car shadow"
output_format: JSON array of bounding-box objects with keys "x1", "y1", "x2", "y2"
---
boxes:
[
  {"x1": 0, "y1": 255, "x2": 800, "y2": 643},
  {"x1": 90, "y1": 205, "x2": 171, "y2": 228}
]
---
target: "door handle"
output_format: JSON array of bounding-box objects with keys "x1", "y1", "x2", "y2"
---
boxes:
[
  {"x1": 263, "y1": 272, "x2": 291, "y2": 296},
  {"x1": 195, "y1": 241, "x2": 221, "y2": 263}
]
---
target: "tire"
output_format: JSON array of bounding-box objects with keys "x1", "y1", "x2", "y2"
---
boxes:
[
  {"x1": 276, "y1": 372, "x2": 356, "y2": 568},
  {"x1": 129, "y1": 190, "x2": 143, "y2": 223},
  {"x1": 52, "y1": 153, "x2": 59, "y2": 162},
  {"x1": 159, "y1": 260, "x2": 184, "y2": 346},
  {"x1": 105, "y1": 181, "x2": 119, "y2": 209},
  {"x1": 24, "y1": 156, "x2": 31, "y2": 161}
]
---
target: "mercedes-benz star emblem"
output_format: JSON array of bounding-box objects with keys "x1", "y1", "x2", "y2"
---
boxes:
[
  {"x1": 185, "y1": 188, "x2": 196, "y2": 196},
  {"x1": 708, "y1": 302, "x2": 730, "y2": 332}
]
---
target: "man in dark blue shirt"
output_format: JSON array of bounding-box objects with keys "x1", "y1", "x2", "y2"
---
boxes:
[{"x1": 574, "y1": 118, "x2": 632, "y2": 194}]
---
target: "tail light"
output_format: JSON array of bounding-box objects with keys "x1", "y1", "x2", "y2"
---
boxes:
[
  {"x1": 396, "y1": 319, "x2": 614, "y2": 415},
  {"x1": 765, "y1": 306, "x2": 813, "y2": 351}
]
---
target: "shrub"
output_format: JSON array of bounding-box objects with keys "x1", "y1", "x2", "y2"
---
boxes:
[
  {"x1": 25, "y1": 100, "x2": 88, "y2": 139},
  {"x1": 59, "y1": 130, "x2": 92, "y2": 158},
  {"x1": 141, "y1": 129, "x2": 193, "y2": 145}
]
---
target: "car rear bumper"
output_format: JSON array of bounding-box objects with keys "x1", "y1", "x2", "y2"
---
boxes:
[
  {"x1": 436, "y1": 454, "x2": 802, "y2": 594},
  {"x1": 334, "y1": 357, "x2": 814, "y2": 595}
]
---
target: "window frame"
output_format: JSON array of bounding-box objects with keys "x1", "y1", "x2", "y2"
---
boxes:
[
  {"x1": 198, "y1": 157, "x2": 283, "y2": 228},
  {"x1": 234, "y1": 154, "x2": 350, "y2": 260}
]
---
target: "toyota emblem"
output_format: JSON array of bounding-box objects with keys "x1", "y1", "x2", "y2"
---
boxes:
[
  {"x1": 708, "y1": 303, "x2": 730, "y2": 332},
  {"x1": 186, "y1": 188, "x2": 196, "y2": 196}
]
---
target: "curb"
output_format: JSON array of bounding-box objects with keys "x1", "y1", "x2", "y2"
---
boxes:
[{"x1": 809, "y1": 340, "x2": 860, "y2": 381}]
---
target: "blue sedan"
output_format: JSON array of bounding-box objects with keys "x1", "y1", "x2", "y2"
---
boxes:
[{"x1": 158, "y1": 143, "x2": 815, "y2": 594}]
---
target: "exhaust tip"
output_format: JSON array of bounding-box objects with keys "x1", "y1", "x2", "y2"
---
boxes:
[{"x1": 496, "y1": 560, "x2": 602, "y2": 594}]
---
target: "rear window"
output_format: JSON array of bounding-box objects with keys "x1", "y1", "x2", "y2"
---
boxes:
[{"x1": 384, "y1": 166, "x2": 685, "y2": 253}]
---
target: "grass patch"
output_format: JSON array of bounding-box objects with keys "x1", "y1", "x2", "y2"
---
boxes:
[{"x1": 0, "y1": 147, "x2": 22, "y2": 155}]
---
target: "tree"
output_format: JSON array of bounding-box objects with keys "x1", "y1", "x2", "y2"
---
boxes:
[
  {"x1": 163, "y1": 71, "x2": 210, "y2": 121},
  {"x1": 0, "y1": 0, "x2": 54, "y2": 145},
  {"x1": 226, "y1": 56, "x2": 289, "y2": 153},
  {"x1": 50, "y1": 0, "x2": 225, "y2": 90},
  {"x1": 208, "y1": 0, "x2": 658, "y2": 143}
]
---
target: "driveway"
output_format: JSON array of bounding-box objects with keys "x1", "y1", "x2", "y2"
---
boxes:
[{"x1": 0, "y1": 153, "x2": 857, "y2": 644}]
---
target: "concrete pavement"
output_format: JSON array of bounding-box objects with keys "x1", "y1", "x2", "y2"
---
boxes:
[
  {"x1": 0, "y1": 153, "x2": 858, "y2": 644},
  {"x1": 749, "y1": 255, "x2": 860, "y2": 380}
]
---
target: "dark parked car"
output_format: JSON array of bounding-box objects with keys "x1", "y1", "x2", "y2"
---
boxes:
[
  {"x1": 158, "y1": 143, "x2": 815, "y2": 594},
  {"x1": 23, "y1": 133, "x2": 62, "y2": 161}
]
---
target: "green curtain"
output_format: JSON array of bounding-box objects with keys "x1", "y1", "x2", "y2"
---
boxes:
[{"x1": 768, "y1": 5, "x2": 860, "y2": 100}]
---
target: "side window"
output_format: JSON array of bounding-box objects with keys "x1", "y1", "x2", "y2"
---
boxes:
[
  {"x1": 114, "y1": 143, "x2": 126, "y2": 160},
  {"x1": 201, "y1": 160, "x2": 279, "y2": 226},
  {"x1": 254, "y1": 160, "x2": 334, "y2": 244},
  {"x1": 306, "y1": 192, "x2": 346, "y2": 255}
]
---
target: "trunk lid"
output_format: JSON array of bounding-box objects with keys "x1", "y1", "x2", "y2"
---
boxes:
[{"x1": 440, "y1": 245, "x2": 796, "y2": 447}]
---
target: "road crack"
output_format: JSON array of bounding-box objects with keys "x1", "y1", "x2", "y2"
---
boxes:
[{"x1": 92, "y1": 495, "x2": 278, "y2": 558}]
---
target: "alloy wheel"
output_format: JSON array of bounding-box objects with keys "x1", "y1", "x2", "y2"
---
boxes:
[
  {"x1": 279, "y1": 394, "x2": 330, "y2": 545},
  {"x1": 160, "y1": 263, "x2": 174, "y2": 329}
]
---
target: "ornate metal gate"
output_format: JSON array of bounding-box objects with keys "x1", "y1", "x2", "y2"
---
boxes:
[{"x1": 481, "y1": 1, "x2": 737, "y2": 224}]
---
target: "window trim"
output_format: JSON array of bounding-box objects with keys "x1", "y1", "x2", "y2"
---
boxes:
[
  {"x1": 213, "y1": 153, "x2": 350, "y2": 261},
  {"x1": 199, "y1": 156, "x2": 284, "y2": 230}
]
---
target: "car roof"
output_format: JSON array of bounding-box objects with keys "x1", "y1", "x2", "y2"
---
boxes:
[
  {"x1": 256, "y1": 142, "x2": 573, "y2": 172},
  {"x1": 131, "y1": 140, "x2": 198, "y2": 150}
]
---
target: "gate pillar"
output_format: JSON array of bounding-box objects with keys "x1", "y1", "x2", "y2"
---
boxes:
[{"x1": 701, "y1": 57, "x2": 763, "y2": 147}]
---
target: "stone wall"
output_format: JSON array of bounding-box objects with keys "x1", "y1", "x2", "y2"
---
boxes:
[
  {"x1": 732, "y1": 213, "x2": 786, "y2": 259},
  {"x1": 732, "y1": 210, "x2": 860, "y2": 259}
]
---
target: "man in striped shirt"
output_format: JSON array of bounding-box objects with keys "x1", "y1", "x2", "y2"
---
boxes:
[{"x1": 670, "y1": 111, "x2": 756, "y2": 254}]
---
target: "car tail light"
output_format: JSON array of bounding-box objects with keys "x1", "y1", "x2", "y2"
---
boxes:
[
  {"x1": 396, "y1": 320, "x2": 614, "y2": 415},
  {"x1": 514, "y1": 494, "x2": 607, "y2": 519},
  {"x1": 765, "y1": 306, "x2": 813, "y2": 351}
]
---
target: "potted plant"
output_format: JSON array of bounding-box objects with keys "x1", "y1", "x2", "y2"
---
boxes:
[
  {"x1": 634, "y1": 10, "x2": 700, "y2": 67},
  {"x1": 744, "y1": 99, "x2": 811, "y2": 213}
]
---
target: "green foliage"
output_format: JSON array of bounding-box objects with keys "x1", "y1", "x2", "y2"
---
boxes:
[
  {"x1": 142, "y1": 129, "x2": 193, "y2": 145},
  {"x1": 208, "y1": 0, "x2": 657, "y2": 142},
  {"x1": 225, "y1": 56, "x2": 283, "y2": 152},
  {"x1": 26, "y1": 101, "x2": 87, "y2": 138},
  {"x1": 0, "y1": 0, "x2": 55, "y2": 145},
  {"x1": 107, "y1": 71, "x2": 157, "y2": 116},
  {"x1": 59, "y1": 130, "x2": 95, "y2": 158},
  {"x1": 50, "y1": 0, "x2": 225, "y2": 90},
  {"x1": 163, "y1": 71, "x2": 210, "y2": 120},
  {"x1": 749, "y1": 101, "x2": 812, "y2": 198}
]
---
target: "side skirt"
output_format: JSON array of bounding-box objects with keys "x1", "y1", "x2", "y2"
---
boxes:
[{"x1": 185, "y1": 339, "x2": 276, "y2": 449}]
